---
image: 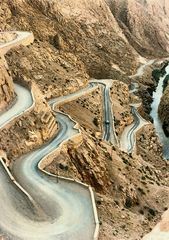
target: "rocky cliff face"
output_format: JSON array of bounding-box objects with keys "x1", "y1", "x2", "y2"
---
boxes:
[
  {"x1": 1, "y1": 0, "x2": 169, "y2": 83},
  {"x1": 159, "y1": 84, "x2": 169, "y2": 136},
  {"x1": 111, "y1": 81, "x2": 134, "y2": 136},
  {"x1": 0, "y1": 77, "x2": 58, "y2": 160},
  {"x1": 0, "y1": 57, "x2": 15, "y2": 112},
  {"x1": 107, "y1": 0, "x2": 169, "y2": 57},
  {"x1": 0, "y1": 0, "x2": 139, "y2": 83},
  {"x1": 1, "y1": 1, "x2": 169, "y2": 240}
]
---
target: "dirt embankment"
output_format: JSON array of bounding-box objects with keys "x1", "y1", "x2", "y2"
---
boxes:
[{"x1": 5, "y1": 44, "x2": 88, "y2": 100}]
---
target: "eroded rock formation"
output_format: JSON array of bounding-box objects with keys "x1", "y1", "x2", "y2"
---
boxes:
[
  {"x1": 0, "y1": 57, "x2": 15, "y2": 112},
  {"x1": 107, "y1": 0, "x2": 169, "y2": 57},
  {"x1": 1, "y1": 0, "x2": 169, "y2": 240},
  {"x1": 159, "y1": 84, "x2": 169, "y2": 136}
]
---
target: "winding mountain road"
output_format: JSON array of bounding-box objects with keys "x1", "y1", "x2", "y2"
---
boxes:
[
  {"x1": 0, "y1": 31, "x2": 34, "y2": 55},
  {"x1": 123, "y1": 59, "x2": 169, "y2": 154},
  {"x1": 1, "y1": 31, "x2": 164, "y2": 240},
  {"x1": 0, "y1": 32, "x2": 99, "y2": 240},
  {"x1": 2, "y1": 113, "x2": 96, "y2": 240},
  {"x1": 130, "y1": 59, "x2": 155, "y2": 78},
  {"x1": 49, "y1": 82, "x2": 98, "y2": 109},
  {"x1": 128, "y1": 59, "x2": 169, "y2": 239},
  {"x1": 90, "y1": 79, "x2": 119, "y2": 146},
  {"x1": 120, "y1": 57, "x2": 155, "y2": 153},
  {"x1": 0, "y1": 84, "x2": 33, "y2": 128},
  {"x1": 50, "y1": 77, "x2": 119, "y2": 147},
  {"x1": 120, "y1": 103, "x2": 148, "y2": 153}
]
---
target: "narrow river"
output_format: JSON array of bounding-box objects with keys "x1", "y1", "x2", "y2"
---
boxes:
[{"x1": 150, "y1": 65, "x2": 169, "y2": 159}]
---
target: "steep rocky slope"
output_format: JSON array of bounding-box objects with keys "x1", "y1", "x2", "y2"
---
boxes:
[
  {"x1": 107, "y1": 0, "x2": 169, "y2": 57},
  {"x1": 46, "y1": 82, "x2": 169, "y2": 239},
  {"x1": 5, "y1": 44, "x2": 88, "y2": 99},
  {"x1": 0, "y1": 77, "x2": 58, "y2": 160},
  {"x1": 159, "y1": 83, "x2": 169, "y2": 136},
  {"x1": 110, "y1": 80, "x2": 134, "y2": 137},
  {"x1": 0, "y1": 57, "x2": 15, "y2": 112},
  {"x1": 1, "y1": 0, "x2": 169, "y2": 240},
  {"x1": 0, "y1": 0, "x2": 139, "y2": 83}
]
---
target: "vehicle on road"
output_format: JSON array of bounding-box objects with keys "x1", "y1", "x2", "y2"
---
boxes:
[{"x1": 105, "y1": 120, "x2": 110, "y2": 124}]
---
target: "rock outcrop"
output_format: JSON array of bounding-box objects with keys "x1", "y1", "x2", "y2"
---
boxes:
[
  {"x1": 110, "y1": 80, "x2": 133, "y2": 137},
  {"x1": 0, "y1": 0, "x2": 139, "y2": 84},
  {"x1": 0, "y1": 79, "x2": 58, "y2": 160},
  {"x1": 158, "y1": 84, "x2": 169, "y2": 136},
  {"x1": 1, "y1": 1, "x2": 169, "y2": 240},
  {"x1": 0, "y1": 32, "x2": 58, "y2": 161},
  {"x1": 107, "y1": 0, "x2": 169, "y2": 57},
  {"x1": 0, "y1": 56, "x2": 15, "y2": 112}
]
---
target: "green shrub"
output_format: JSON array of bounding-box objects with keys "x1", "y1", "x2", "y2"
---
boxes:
[
  {"x1": 152, "y1": 69, "x2": 161, "y2": 82},
  {"x1": 163, "y1": 74, "x2": 169, "y2": 92},
  {"x1": 152, "y1": 61, "x2": 169, "y2": 82}
]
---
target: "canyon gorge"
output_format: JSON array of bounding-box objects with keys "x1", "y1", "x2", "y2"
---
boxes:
[{"x1": 1, "y1": 0, "x2": 169, "y2": 240}]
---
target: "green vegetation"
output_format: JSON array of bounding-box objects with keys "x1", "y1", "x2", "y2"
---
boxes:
[
  {"x1": 163, "y1": 74, "x2": 169, "y2": 92},
  {"x1": 152, "y1": 61, "x2": 169, "y2": 83},
  {"x1": 161, "y1": 62, "x2": 168, "y2": 74},
  {"x1": 152, "y1": 69, "x2": 162, "y2": 82}
]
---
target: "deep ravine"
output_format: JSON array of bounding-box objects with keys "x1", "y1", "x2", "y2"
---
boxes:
[{"x1": 150, "y1": 65, "x2": 169, "y2": 159}]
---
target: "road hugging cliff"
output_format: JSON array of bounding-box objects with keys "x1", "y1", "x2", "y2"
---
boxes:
[{"x1": 1, "y1": 0, "x2": 169, "y2": 240}]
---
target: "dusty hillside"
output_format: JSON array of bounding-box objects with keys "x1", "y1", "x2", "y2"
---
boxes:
[
  {"x1": 0, "y1": 0, "x2": 139, "y2": 84},
  {"x1": 46, "y1": 104, "x2": 169, "y2": 240},
  {"x1": 5, "y1": 44, "x2": 88, "y2": 99},
  {"x1": 110, "y1": 80, "x2": 134, "y2": 137},
  {"x1": 107, "y1": 0, "x2": 169, "y2": 57},
  {"x1": 45, "y1": 82, "x2": 169, "y2": 240},
  {"x1": 2, "y1": 0, "x2": 169, "y2": 86},
  {"x1": 1, "y1": 0, "x2": 169, "y2": 240}
]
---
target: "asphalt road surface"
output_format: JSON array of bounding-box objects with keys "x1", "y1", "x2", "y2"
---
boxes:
[{"x1": 0, "y1": 31, "x2": 98, "y2": 240}]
